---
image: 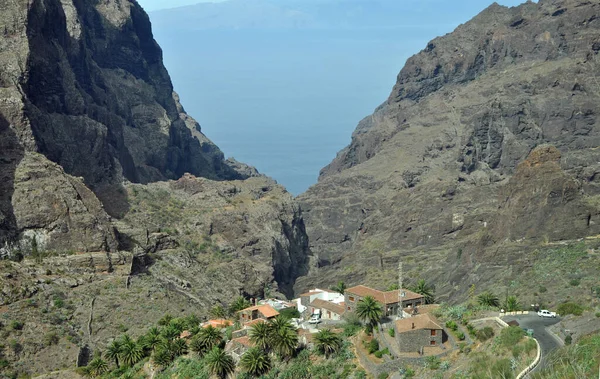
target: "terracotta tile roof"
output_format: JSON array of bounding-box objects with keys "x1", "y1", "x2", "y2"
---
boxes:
[
  {"x1": 202, "y1": 319, "x2": 232, "y2": 329},
  {"x1": 309, "y1": 299, "x2": 346, "y2": 315},
  {"x1": 231, "y1": 336, "x2": 252, "y2": 347},
  {"x1": 244, "y1": 318, "x2": 267, "y2": 327},
  {"x1": 346, "y1": 285, "x2": 423, "y2": 304},
  {"x1": 238, "y1": 304, "x2": 280, "y2": 318},
  {"x1": 395, "y1": 314, "x2": 443, "y2": 334}
]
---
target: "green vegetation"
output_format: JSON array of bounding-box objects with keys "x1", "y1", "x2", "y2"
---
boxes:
[
  {"x1": 314, "y1": 329, "x2": 342, "y2": 358},
  {"x1": 388, "y1": 328, "x2": 395, "y2": 337},
  {"x1": 367, "y1": 339, "x2": 379, "y2": 354},
  {"x1": 204, "y1": 347, "x2": 235, "y2": 379},
  {"x1": 331, "y1": 281, "x2": 347, "y2": 295},
  {"x1": 504, "y1": 295, "x2": 520, "y2": 312},
  {"x1": 410, "y1": 279, "x2": 435, "y2": 304},
  {"x1": 279, "y1": 307, "x2": 301, "y2": 319},
  {"x1": 477, "y1": 291, "x2": 500, "y2": 307},
  {"x1": 532, "y1": 332, "x2": 600, "y2": 379},
  {"x1": 498, "y1": 326, "x2": 526, "y2": 349},
  {"x1": 356, "y1": 296, "x2": 383, "y2": 330},
  {"x1": 556, "y1": 302, "x2": 584, "y2": 316},
  {"x1": 476, "y1": 327, "x2": 494, "y2": 342}
]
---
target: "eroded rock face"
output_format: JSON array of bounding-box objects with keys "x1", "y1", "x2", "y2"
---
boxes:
[
  {"x1": 0, "y1": 0, "x2": 254, "y2": 251},
  {"x1": 298, "y1": 0, "x2": 600, "y2": 299},
  {"x1": 0, "y1": 0, "x2": 242, "y2": 223}
]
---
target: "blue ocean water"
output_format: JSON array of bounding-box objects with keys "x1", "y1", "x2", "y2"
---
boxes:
[{"x1": 148, "y1": 0, "x2": 526, "y2": 195}]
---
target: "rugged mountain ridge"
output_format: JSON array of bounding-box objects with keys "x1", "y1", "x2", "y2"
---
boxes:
[
  {"x1": 297, "y1": 0, "x2": 600, "y2": 301},
  {"x1": 0, "y1": 1, "x2": 312, "y2": 375},
  {"x1": 0, "y1": 0, "x2": 242, "y2": 232}
]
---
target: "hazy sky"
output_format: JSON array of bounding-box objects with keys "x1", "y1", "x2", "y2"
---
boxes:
[{"x1": 138, "y1": 0, "x2": 225, "y2": 11}]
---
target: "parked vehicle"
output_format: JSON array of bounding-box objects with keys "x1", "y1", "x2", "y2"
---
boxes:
[
  {"x1": 537, "y1": 309, "x2": 557, "y2": 318},
  {"x1": 308, "y1": 315, "x2": 321, "y2": 324}
]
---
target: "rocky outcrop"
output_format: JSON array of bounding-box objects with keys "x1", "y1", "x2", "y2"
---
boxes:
[
  {"x1": 298, "y1": 0, "x2": 600, "y2": 299},
  {"x1": 0, "y1": 0, "x2": 243, "y2": 241},
  {"x1": 0, "y1": 0, "x2": 264, "y2": 252},
  {"x1": 121, "y1": 174, "x2": 311, "y2": 299}
]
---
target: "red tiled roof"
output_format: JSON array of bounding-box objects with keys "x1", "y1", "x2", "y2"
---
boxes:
[
  {"x1": 346, "y1": 285, "x2": 423, "y2": 304},
  {"x1": 310, "y1": 299, "x2": 346, "y2": 316},
  {"x1": 244, "y1": 318, "x2": 267, "y2": 327},
  {"x1": 202, "y1": 319, "x2": 232, "y2": 328},
  {"x1": 395, "y1": 314, "x2": 443, "y2": 334},
  {"x1": 231, "y1": 336, "x2": 252, "y2": 347},
  {"x1": 238, "y1": 304, "x2": 280, "y2": 318}
]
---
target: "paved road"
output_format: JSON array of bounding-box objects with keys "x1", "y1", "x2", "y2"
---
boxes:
[{"x1": 502, "y1": 314, "x2": 562, "y2": 371}]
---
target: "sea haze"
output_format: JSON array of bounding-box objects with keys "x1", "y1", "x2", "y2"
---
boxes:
[{"x1": 147, "y1": 0, "x2": 526, "y2": 195}]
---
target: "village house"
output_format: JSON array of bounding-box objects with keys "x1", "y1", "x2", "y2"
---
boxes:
[
  {"x1": 393, "y1": 313, "x2": 446, "y2": 352},
  {"x1": 344, "y1": 285, "x2": 424, "y2": 317},
  {"x1": 295, "y1": 288, "x2": 345, "y2": 318},
  {"x1": 238, "y1": 303, "x2": 279, "y2": 323},
  {"x1": 309, "y1": 298, "x2": 346, "y2": 320}
]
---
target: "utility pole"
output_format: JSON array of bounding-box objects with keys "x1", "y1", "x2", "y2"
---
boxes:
[{"x1": 398, "y1": 261, "x2": 405, "y2": 319}]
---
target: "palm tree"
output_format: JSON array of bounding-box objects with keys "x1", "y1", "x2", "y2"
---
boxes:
[
  {"x1": 240, "y1": 347, "x2": 271, "y2": 377},
  {"x1": 478, "y1": 291, "x2": 500, "y2": 307},
  {"x1": 504, "y1": 295, "x2": 520, "y2": 312},
  {"x1": 119, "y1": 335, "x2": 144, "y2": 367},
  {"x1": 87, "y1": 357, "x2": 109, "y2": 377},
  {"x1": 229, "y1": 296, "x2": 251, "y2": 315},
  {"x1": 248, "y1": 321, "x2": 271, "y2": 351},
  {"x1": 141, "y1": 332, "x2": 162, "y2": 352},
  {"x1": 158, "y1": 314, "x2": 173, "y2": 326},
  {"x1": 410, "y1": 279, "x2": 435, "y2": 304},
  {"x1": 152, "y1": 346, "x2": 174, "y2": 368},
  {"x1": 104, "y1": 340, "x2": 122, "y2": 368},
  {"x1": 331, "y1": 281, "x2": 347, "y2": 295},
  {"x1": 198, "y1": 325, "x2": 223, "y2": 350},
  {"x1": 314, "y1": 329, "x2": 342, "y2": 358},
  {"x1": 190, "y1": 334, "x2": 209, "y2": 356},
  {"x1": 184, "y1": 314, "x2": 201, "y2": 329},
  {"x1": 172, "y1": 338, "x2": 188, "y2": 356},
  {"x1": 356, "y1": 295, "x2": 383, "y2": 329},
  {"x1": 270, "y1": 326, "x2": 298, "y2": 359},
  {"x1": 161, "y1": 324, "x2": 181, "y2": 341},
  {"x1": 210, "y1": 304, "x2": 227, "y2": 319},
  {"x1": 205, "y1": 347, "x2": 236, "y2": 379}
]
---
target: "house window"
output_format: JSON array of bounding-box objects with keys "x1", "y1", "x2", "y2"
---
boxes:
[
  {"x1": 327, "y1": 311, "x2": 331, "y2": 317},
  {"x1": 431, "y1": 330, "x2": 436, "y2": 336},
  {"x1": 430, "y1": 340, "x2": 436, "y2": 346},
  {"x1": 349, "y1": 296, "x2": 355, "y2": 302}
]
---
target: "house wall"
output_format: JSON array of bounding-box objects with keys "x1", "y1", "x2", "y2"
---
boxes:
[
  {"x1": 318, "y1": 308, "x2": 342, "y2": 320},
  {"x1": 394, "y1": 328, "x2": 443, "y2": 352},
  {"x1": 344, "y1": 293, "x2": 397, "y2": 317}
]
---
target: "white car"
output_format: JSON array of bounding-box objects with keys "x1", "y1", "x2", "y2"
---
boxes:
[
  {"x1": 537, "y1": 309, "x2": 557, "y2": 318},
  {"x1": 308, "y1": 315, "x2": 321, "y2": 324}
]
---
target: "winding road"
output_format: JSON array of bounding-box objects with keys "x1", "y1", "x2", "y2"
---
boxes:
[{"x1": 502, "y1": 314, "x2": 562, "y2": 372}]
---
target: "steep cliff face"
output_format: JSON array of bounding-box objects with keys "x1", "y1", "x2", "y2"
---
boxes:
[
  {"x1": 0, "y1": 0, "x2": 249, "y2": 251},
  {"x1": 0, "y1": 1, "x2": 312, "y2": 375},
  {"x1": 1, "y1": 0, "x2": 241, "y2": 223},
  {"x1": 298, "y1": 0, "x2": 600, "y2": 300}
]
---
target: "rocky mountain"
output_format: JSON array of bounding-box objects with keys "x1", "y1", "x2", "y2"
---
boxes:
[
  {"x1": 297, "y1": 0, "x2": 600, "y2": 303},
  {"x1": 0, "y1": 0, "x2": 311, "y2": 375}
]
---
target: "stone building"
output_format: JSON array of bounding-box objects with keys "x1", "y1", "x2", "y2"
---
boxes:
[
  {"x1": 344, "y1": 285, "x2": 424, "y2": 317},
  {"x1": 394, "y1": 314, "x2": 445, "y2": 352}
]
